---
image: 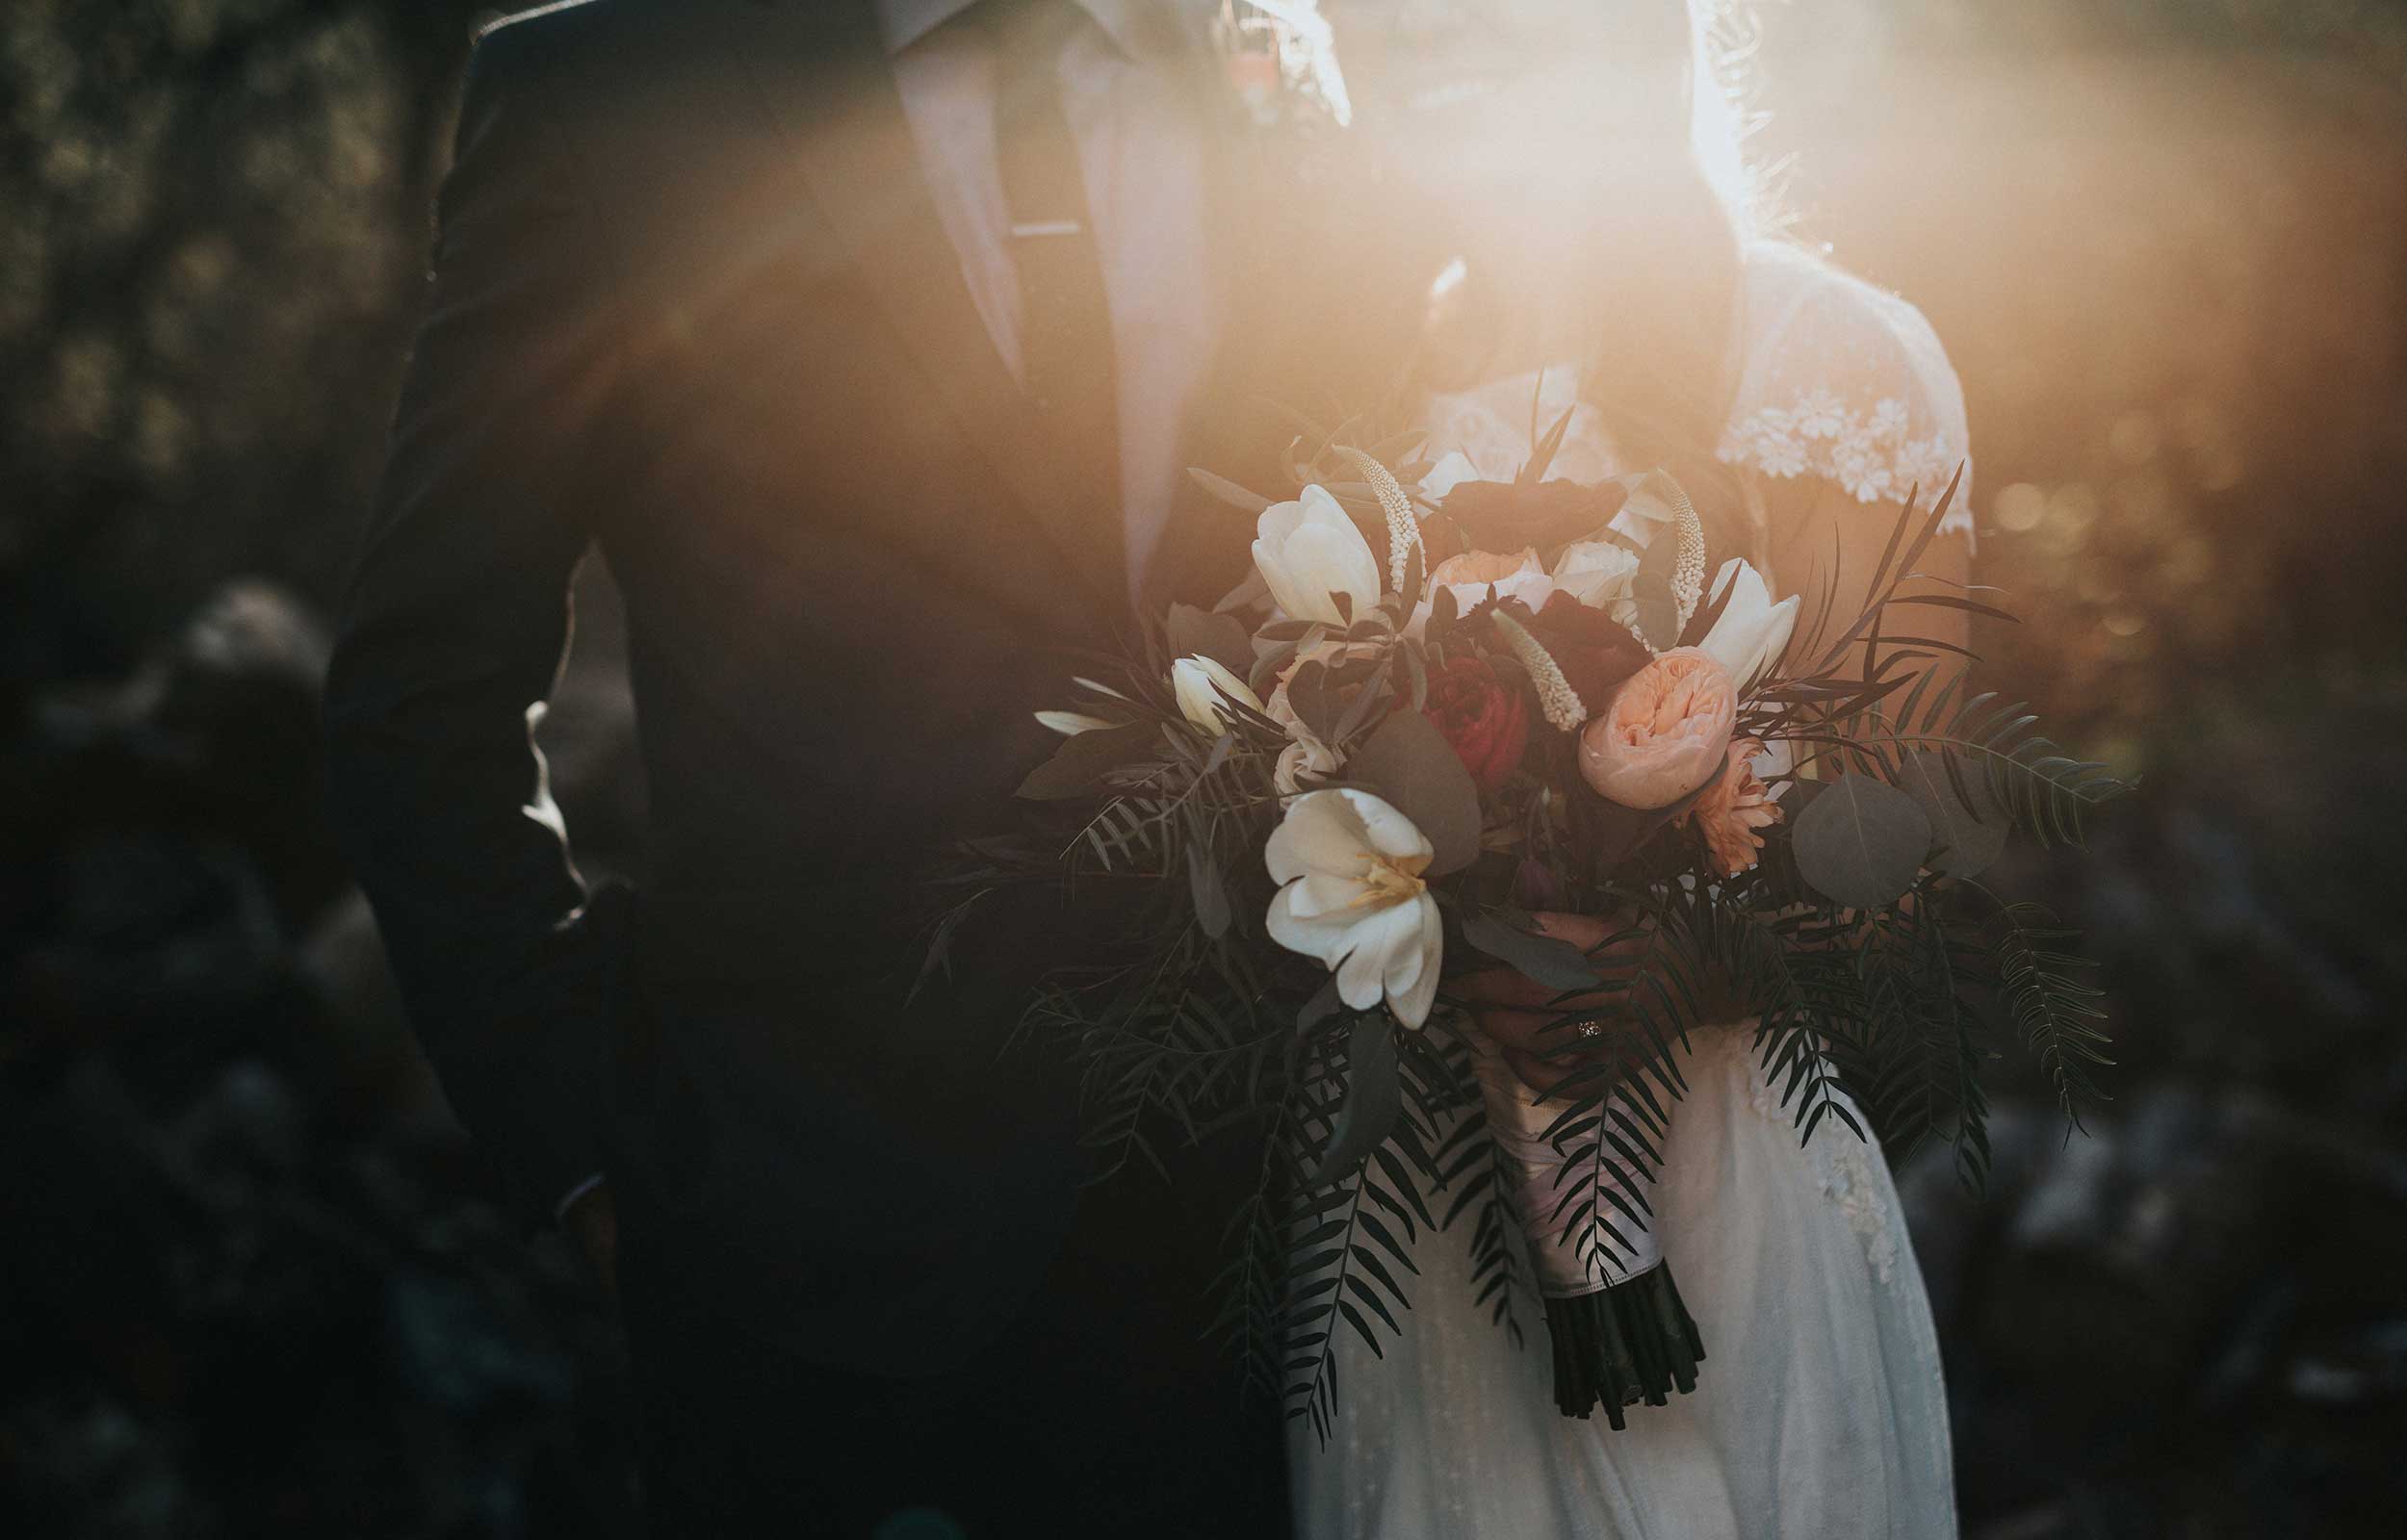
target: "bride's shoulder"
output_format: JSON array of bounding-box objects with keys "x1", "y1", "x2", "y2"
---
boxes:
[
  {"x1": 1733, "y1": 241, "x2": 1952, "y2": 367},
  {"x1": 1721, "y1": 241, "x2": 1971, "y2": 508}
]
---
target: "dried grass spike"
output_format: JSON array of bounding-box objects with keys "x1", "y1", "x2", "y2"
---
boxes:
[
  {"x1": 1492, "y1": 608, "x2": 1588, "y2": 732},
  {"x1": 1337, "y1": 446, "x2": 1420, "y2": 594},
  {"x1": 1669, "y1": 484, "x2": 1706, "y2": 635}
]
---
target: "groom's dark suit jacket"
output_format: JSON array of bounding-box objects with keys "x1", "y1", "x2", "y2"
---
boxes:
[{"x1": 323, "y1": 0, "x2": 1408, "y2": 1378}]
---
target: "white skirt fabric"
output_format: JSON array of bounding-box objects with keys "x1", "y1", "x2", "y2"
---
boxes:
[{"x1": 1288, "y1": 1026, "x2": 1956, "y2": 1540}]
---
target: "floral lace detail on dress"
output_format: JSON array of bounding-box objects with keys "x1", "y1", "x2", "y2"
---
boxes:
[
  {"x1": 1818, "y1": 1137, "x2": 1902, "y2": 1288},
  {"x1": 1716, "y1": 389, "x2": 1962, "y2": 508},
  {"x1": 1733, "y1": 1028, "x2": 1905, "y2": 1290},
  {"x1": 1417, "y1": 244, "x2": 1977, "y2": 548},
  {"x1": 1716, "y1": 242, "x2": 1976, "y2": 538}
]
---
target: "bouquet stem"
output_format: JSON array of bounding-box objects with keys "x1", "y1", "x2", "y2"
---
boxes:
[
  {"x1": 1543, "y1": 1264, "x2": 1705, "y2": 1424},
  {"x1": 1466, "y1": 1021, "x2": 1708, "y2": 1425}
]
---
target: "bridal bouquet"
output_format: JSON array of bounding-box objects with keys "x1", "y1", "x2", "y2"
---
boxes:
[{"x1": 937, "y1": 408, "x2": 2124, "y2": 1437}]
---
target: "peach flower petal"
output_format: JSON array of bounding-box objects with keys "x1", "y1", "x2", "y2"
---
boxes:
[
  {"x1": 1576, "y1": 647, "x2": 1738, "y2": 810},
  {"x1": 1680, "y1": 737, "x2": 1784, "y2": 877}
]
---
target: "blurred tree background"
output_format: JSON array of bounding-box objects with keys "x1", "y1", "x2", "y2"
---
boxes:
[{"x1": 3, "y1": 0, "x2": 2404, "y2": 1535}]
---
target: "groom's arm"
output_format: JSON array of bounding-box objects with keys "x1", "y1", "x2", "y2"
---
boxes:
[{"x1": 324, "y1": 22, "x2": 628, "y2": 1223}]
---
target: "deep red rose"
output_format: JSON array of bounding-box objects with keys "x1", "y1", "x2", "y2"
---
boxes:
[
  {"x1": 1424, "y1": 655, "x2": 1531, "y2": 794},
  {"x1": 1521, "y1": 591, "x2": 1652, "y2": 713}
]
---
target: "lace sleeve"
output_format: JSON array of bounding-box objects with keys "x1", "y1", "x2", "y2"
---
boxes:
[{"x1": 1717, "y1": 244, "x2": 1974, "y2": 537}]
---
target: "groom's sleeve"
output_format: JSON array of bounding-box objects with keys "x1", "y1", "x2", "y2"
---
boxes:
[{"x1": 324, "y1": 22, "x2": 629, "y2": 1223}]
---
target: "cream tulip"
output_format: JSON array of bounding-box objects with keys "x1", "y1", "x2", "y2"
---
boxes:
[
  {"x1": 1265, "y1": 789, "x2": 1445, "y2": 1028},
  {"x1": 1171, "y1": 654, "x2": 1263, "y2": 734},
  {"x1": 1253, "y1": 485, "x2": 1383, "y2": 626},
  {"x1": 1695, "y1": 557, "x2": 1800, "y2": 692}
]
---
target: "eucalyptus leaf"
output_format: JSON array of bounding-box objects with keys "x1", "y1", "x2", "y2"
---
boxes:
[
  {"x1": 1187, "y1": 466, "x2": 1270, "y2": 514},
  {"x1": 1287, "y1": 659, "x2": 1340, "y2": 744},
  {"x1": 1590, "y1": 777, "x2": 1709, "y2": 872},
  {"x1": 1431, "y1": 583, "x2": 1458, "y2": 629},
  {"x1": 1331, "y1": 666, "x2": 1395, "y2": 745},
  {"x1": 1791, "y1": 772, "x2": 1932, "y2": 909},
  {"x1": 1167, "y1": 603, "x2": 1254, "y2": 679},
  {"x1": 1345, "y1": 707, "x2": 1483, "y2": 875},
  {"x1": 1213, "y1": 567, "x2": 1271, "y2": 614},
  {"x1": 1014, "y1": 721, "x2": 1159, "y2": 800},
  {"x1": 1614, "y1": 469, "x2": 1686, "y2": 532},
  {"x1": 1298, "y1": 976, "x2": 1344, "y2": 1033},
  {"x1": 1629, "y1": 501, "x2": 1684, "y2": 652},
  {"x1": 1631, "y1": 592, "x2": 1680, "y2": 654},
  {"x1": 1398, "y1": 533, "x2": 1427, "y2": 611},
  {"x1": 1302, "y1": 1014, "x2": 1401, "y2": 1186},
  {"x1": 1900, "y1": 749, "x2": 2006, "y2": 877},
  {"x1": 1461, "y1": 911, "x2": 1604, "y2": 991}
]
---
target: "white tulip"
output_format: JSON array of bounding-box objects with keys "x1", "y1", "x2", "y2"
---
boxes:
[
  {"x1": 1253, "y1": 485, "x2": 1382, "y2": 626},
  {"x1": 1265, "y1": 789, "x2": 1444, "y2": 1029},
  {"x1": 1035, "y1": 710, "x2": 1113, "y2": 735},
  {"x1": 1695, "y1": 557, "x2": 1799, "y2": 692},
  {"x1": 1551, "y1": 539, "x2": 1642, "y2": 623},
  {"x1": 1171, "y1": 654, "x2": 1263, "y2": 734},
  {"x1": 1419, "y1": 450, "x2": 1482, "y2": 501}
]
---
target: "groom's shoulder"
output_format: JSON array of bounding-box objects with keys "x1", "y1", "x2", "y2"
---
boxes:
[
  {"x1": 477, "y1": 0, "x2": 612, "y2": 55},
  {"x1": 471, "y1": 0, "x2": 714, "y2": 95}
]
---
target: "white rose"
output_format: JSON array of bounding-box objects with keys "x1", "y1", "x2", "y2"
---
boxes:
[
  {"x1": 1695, "y1": 557, "x2": 1800, "y2": 693},
  {"x1": 1273, "y1": 734, "x2": 1344, "y2": 798},
  {"x1": 1253, "y1": 485, "x2": 1382, "y2": 627},
  {"x1": 1551, "y1": 539, "x2": 1642, "y2": 621},
  {"x1": 1265, "y1": 789, "x2": 1444, "y2": 1029},
  {"x1": 1171, "y1": 654, "x2": 1263, "y2": 734},
  {"x1": 1261, "y1": 639, "x2": 1381, "y2": 796}
]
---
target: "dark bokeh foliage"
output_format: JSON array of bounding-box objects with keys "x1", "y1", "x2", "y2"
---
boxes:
[
  {"x1": 3, "y1": 1, "x2": 2405, "y2": 1535},
  {"x1": 0, "y1": 0, "x2": 490, "y2": 688},
  {"x1": 1747, "y1": 4, "x2": 2407, "y2": 1534}
]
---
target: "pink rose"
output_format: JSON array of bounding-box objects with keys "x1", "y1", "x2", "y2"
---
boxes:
[
  {"x1": 1679, "y1": 737, "x2": 1784, "y2": 877},
  {"x1": 1576, "y1": 647, "x2": 1737, "y2": 810}
]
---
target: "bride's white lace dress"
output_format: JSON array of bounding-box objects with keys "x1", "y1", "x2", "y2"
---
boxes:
[{"x1": 1288, "y1": 242, "x2": 1973, "y2": 1540}]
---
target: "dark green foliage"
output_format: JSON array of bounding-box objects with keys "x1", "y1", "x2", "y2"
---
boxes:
[{"x1": 946, "y1": 466, "x2": 2131, "y2": 1440}]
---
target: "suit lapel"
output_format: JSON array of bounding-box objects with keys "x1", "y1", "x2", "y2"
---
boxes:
[{"x1": 732, "y1": 0, "x2": 1126, "y2": 613}]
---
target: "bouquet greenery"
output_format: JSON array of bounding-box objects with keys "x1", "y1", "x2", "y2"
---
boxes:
[{"x1": 937, "y1": 404, "x2": 2125, "y2": 1439}]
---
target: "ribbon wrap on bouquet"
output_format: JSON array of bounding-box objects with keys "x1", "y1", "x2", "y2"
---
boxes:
[{"x1": 1467, "y1": 1027, "x2": 1706, "y2": 1425}]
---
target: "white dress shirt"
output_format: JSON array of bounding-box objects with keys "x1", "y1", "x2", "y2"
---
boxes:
[{"x1": 877, "y1": 0, "x2": 1218, "y2": 595}]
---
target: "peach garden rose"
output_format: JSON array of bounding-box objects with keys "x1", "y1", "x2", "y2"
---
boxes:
[{"x1": 1576, "y1": 647, "x2": 1738, "y2": 810}]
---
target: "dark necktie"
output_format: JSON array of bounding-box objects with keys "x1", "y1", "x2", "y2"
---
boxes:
[{"x1": 987, "y1": 0, "x2": 1123, "y2": 542}]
